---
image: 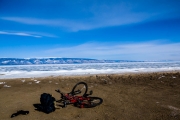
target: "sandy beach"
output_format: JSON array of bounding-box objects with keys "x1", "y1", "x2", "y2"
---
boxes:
[{"x1": 0, "y1": 72, "x2": 180, "y2": 120}]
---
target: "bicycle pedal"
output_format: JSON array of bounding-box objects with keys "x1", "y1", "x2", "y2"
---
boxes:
[
  {"x1": 89, "y1": 90, "x2": 93, "y2": 95},
  {"x1": 62, "y1": 105, "x2": 67, "y2": 108}
]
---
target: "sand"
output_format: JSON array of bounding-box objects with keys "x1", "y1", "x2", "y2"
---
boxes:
[{"x1": 0, "y1": 72, "x2": 180, "y2": 120}]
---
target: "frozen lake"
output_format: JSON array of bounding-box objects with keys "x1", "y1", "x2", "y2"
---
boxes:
[{"x1": 0, "y1": 62, "x2": 180, "y2": 79}]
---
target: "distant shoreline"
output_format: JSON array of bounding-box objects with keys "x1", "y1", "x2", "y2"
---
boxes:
[{"x1": 0, "y1": 58, "x2": 145, "y2": 65}]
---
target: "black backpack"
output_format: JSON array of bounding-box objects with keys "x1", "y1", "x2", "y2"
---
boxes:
[{"x1": 40, "y1": 93, "x2": 56, "y2": 114}]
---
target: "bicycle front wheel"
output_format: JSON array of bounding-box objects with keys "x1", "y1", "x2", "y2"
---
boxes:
[{"x1": 71, "y1": 82, "x2": 88, "y2": 96}]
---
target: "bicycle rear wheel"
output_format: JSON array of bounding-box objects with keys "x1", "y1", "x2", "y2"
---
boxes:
[
  {"x1": 71, "y1": 82, "x2": 88, "y2": 96},
  {"x1": 80, "y1": 97, "x2": 103, "y2": 108}
]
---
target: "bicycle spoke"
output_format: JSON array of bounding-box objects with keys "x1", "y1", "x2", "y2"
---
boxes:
[{"x1": 80, "y1": 85, "x2": 86, "y2": 90}]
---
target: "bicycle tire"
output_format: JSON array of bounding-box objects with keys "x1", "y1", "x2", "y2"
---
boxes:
[
  {"x1": 80, "y1": 97, "x2": 103, "y2": 108},
  {"x1": 71, "y1": 82, "x2": 88, "y2": 96}
]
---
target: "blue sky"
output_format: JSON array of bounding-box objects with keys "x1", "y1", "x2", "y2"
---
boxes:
[{"x1": 0, "y1": 0, "x2": 180, "y2": 61}]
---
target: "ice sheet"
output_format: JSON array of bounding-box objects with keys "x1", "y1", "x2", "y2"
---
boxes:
[{"x1": 0, "y1": 62, "x2": 180, "y2": 79}]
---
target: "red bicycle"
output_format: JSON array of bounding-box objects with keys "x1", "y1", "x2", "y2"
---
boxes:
[{"x1": 55, "y1": 82, "x2": 103, "y2": 108}]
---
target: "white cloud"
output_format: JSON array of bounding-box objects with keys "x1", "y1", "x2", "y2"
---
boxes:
[
  {"x1": 0, "y1": 31, "x2": 57, "y2": 38},
  {"x1": 45, "y1": 41, "x2": 180, "y2": 61}
]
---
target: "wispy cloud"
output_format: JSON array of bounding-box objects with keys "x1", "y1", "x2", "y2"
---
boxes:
[
  {"x1": 1, "y1": 1, "x2": 179, "y2": 32},
  {"x1": 45, "y1": 41, "x2": 180, "y2": 61},
  {"x1": 0, "y1": 31, "x2": 57, "y2": 38},
  {"x1": 0, "y1": 14, "x2": 152, "y2": 32},
  {"x1": 0, "y1": 3, "x2": 162, "y2": 32},
  {"x1": 0, "y1": 31, "x2": 41, "y2": 38}
]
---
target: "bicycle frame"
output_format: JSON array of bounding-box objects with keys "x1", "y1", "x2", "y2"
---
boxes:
[
  {"x1": 58, "y1": 92, "x2": 91, "y2": 108},
  {"x1": 55, "y1": 82, "x2": 103, "y2": 108}
]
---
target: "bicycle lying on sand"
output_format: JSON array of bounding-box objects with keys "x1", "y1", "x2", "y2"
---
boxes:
[
  {"x1": 11, "y1": 82, "x2": 103, "y2": 117},
  {"x1": 55, "y1": 82, "x2": 103, "y2": 108}
]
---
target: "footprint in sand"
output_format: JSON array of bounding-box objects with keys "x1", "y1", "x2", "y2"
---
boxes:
[
  {"x1": 35, "y1": 81, "x2": 40, "y2": 83},
  {"x1": 172, "y1": 76, "x2": 176, "y2": 79},
  {"x1": 3, "y1": 85, "x2": 11, "y2": 88},
  {"x1": 21, "y1": 80, "x2": 25, "y2": 82},
  {"x1": 0, "y1": 82, "x2": 6, "y2": 84},
  {"x1": 28, "y1": 82, "x2": 32, "y2": 84}
]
